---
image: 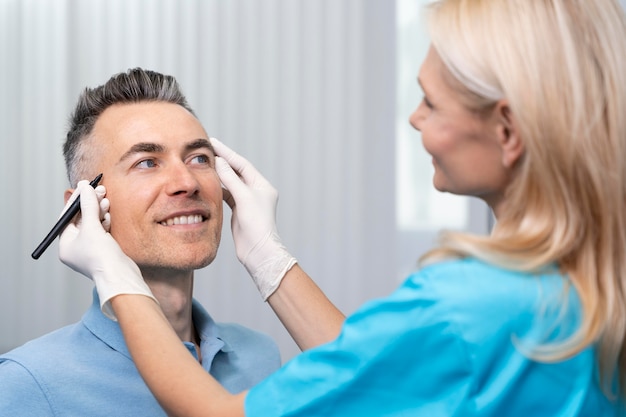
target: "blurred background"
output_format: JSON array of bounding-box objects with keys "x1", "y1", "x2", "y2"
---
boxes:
[{"x1": 0, "y1": 0, "x2": 534, "y2": 362}]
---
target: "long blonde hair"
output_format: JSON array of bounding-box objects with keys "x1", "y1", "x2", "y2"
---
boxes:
[{"x1": 420, "y1": 0, "x2": 626, "y2": 398}]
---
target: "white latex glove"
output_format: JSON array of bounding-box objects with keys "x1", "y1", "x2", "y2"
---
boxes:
[
  {"x1": 211, "y1": 138, "x2": 297, "y2": 300},
  {"x1": 59, "y1": 180, "x2": 157, "y2": 321}
]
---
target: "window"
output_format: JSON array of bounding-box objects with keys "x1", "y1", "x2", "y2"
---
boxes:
[
  {"x1": 394, "y1": 0, "x2": 491, "y2": 280},
  {"x1": 396, "y1": 0, "x2": 471, "y2": 232}
]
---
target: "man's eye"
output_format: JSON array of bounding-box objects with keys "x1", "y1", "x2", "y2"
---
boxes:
[
  {"x1": 190, "y1": 154, "x2": 210, "y2": 165},
  {"x1": 136, "y1": 159, "x2": 157, "y2": 168}
]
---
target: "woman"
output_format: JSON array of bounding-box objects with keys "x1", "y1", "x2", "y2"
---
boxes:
[{"x1": 60, "y1": 0, "x2": 626, "y2": 415}]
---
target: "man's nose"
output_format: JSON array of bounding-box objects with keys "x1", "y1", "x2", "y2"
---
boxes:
[{"x1": 165, "y1": 162, "x2": 200, "y2": 196}]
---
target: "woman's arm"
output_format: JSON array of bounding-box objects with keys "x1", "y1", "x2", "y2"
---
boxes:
[
  {"x1": 112, "y1": 294, "x2": 247, "y2": 417},
  {"x1": 266, "y1": 264, "x2": 344, "y2": 350},
  {"x1": 211, "y1": 138, "x2": 345, "y2": 349}
]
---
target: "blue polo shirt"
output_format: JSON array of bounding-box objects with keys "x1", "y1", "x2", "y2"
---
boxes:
[{"x1": 0, "y1": 290, "x2": 281, "y2": 416}]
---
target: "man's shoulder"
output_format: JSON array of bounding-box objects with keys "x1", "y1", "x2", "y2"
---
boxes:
[
  {"x1": 0, "y1": 317, "x2": 166, "y2": 415},
  {"x1": 0, "y1": 322, "x2": 84, "y2": 415},
  {"x1": 0, "y1": 322, "x2": 82, "y2": 364},
  {"x1": 0, "y1": 317, "x2": 122, "y2": 377},
  {"x1": 0, "y1": 358, "x2": 54, "y2": 414}
]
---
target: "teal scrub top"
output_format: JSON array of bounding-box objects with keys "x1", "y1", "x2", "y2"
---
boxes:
[{"x1": 245, "y1": 258, "x2": 621, "y2": 416}]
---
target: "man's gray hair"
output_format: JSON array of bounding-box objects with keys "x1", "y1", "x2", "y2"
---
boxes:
[{"x1": 63, "y1": 68, "x2": 195, "y2": 186}]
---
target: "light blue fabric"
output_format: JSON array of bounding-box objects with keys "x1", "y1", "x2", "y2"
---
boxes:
[
  {"x1": 0, "y1": 290, "x2": 281, "y2": 416},
  {"x1": 246, "y1": 258, "x2": 622, "y2": 416}
]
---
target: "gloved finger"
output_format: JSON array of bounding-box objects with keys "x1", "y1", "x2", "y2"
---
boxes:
[
  {"x1": 215, "y1": 156, "x2": 250, "y2": 201},
  {"x1": 59, "y1": 219, "x2": 80, "y2": 244},
  {"x1": 102, "y1": 212, "x2": 111, "y2": 232},
  {"x1": 95, "y1": 185, "x2": 109, "y2": 220},
  {"x1": 99, "y1": 197, "x2": 110, "y2": 219},
  {"x1": 94, "y1": 184, "x2": 106, "y2": 200},
  {"x1": 59, "y1": 180, "x2": 88, "y2": 219},
  {"x1": 100, "y1": 198, "x2": 111, "y2": 232},
  {"x1": 76, "y1": 181, "x2": 102, "y2": 225},
  {"x1": 58, "y1": 184, "x2": 84, "y2": 250},
  {"x1": 210, "y1": 137, "x2": 238, "y2": 163},
  {"x1": 210, "y1": 138, "x2": 265, "y2": 185}
]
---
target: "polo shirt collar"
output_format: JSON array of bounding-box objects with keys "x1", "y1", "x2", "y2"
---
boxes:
[{"x1": 82, "y1": 289, "x2": 231, "y2": 366}]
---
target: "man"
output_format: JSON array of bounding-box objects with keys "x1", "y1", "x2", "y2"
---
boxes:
[{"x1": 0, "y1": 68, "x2": 281, "y2": 415}]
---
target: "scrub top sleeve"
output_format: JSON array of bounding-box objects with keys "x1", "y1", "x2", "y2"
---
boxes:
[{"x1": 245, "y1": 267, "x2": 476, "y2": 416}]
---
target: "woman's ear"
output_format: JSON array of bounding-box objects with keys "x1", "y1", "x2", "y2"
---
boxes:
[{"x1": 495, "y1": 100, "x2": 524, "y2": 168}]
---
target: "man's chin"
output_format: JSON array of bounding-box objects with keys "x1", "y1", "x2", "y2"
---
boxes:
[
  {"x1": 136, "y1": 253, "x2": 217, "y2": 275},
  {"x1": 193, "y1": 254, "x2": 216, "y2": 270}
]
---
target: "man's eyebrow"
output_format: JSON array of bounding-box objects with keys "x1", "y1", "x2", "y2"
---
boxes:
[
  {"x1": 186, "y1": 138, "x2": 214, "y2": 154},
  {"x1": 118, "y1": 142, "x2": 165, "y2": 163},
  {"x1": 117, "y1": 139, "x2": 214, "y2": 164}
]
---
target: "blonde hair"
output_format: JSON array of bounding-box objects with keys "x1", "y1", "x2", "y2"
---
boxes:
[{"x1": 420, "y1": 0, "x2": 626, "y2": 398}]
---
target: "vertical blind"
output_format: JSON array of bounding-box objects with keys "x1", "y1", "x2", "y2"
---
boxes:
[{"x1": 0, "y1": 0, "x2": 397, "y2": 360}]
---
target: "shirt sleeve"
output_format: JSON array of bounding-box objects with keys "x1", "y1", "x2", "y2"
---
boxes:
[
  {"x1": 0, "y1": 359, "x2": 55, "y2": 416},
  {"x1": 245, "y1": 267, "x2": 476, "y2": 416}
]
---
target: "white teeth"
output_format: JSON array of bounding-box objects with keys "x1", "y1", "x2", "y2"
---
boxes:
[{"x1": 160, "y1": 215, "x2": 204, "y2": 226}]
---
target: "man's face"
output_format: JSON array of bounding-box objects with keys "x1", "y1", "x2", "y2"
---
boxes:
[{"x1": 87, "y1": 101, "x2": 223, "y2": 274}]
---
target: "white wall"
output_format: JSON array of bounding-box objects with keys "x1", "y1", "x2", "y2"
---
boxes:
[
  {"x1": 0, "y1": 0, "x2": 398, "y2": 361},
  {"x1": 5, "y1": 0, "x2": 617, "y2": 362}
]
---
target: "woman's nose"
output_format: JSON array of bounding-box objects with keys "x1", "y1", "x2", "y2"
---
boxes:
[{"x1": 409, "y1": 103, "x2": 425, "y2": 132}]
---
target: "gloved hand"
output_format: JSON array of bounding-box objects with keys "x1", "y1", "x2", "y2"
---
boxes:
[
  {"x1": 59, "y1": 180, "x2": 157, "y2": 320},
  {"x1": 211, "y1": 138, "x2": 297, "y2": 300}
]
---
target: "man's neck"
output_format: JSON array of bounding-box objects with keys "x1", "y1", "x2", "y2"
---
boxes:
[{"x1": 142, "y1": 270, "x2": 197, "y2": 345}]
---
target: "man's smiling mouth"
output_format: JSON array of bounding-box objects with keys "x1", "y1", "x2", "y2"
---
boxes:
[{"x1": 159, "y1": 214, "x2": 205, "y2": 226}]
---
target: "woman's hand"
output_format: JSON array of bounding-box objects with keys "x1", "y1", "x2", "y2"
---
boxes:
[
  {"x1": 58, "y1": 180, "x2": 156, "y2": 320},
  {"x1": 211, "y1": 138, "x2": 297, "y2": 300}
]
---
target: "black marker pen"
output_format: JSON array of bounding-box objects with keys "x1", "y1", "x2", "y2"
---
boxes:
[{"x1": 31, "y1": 173, "x2": 103, "y2": 259}]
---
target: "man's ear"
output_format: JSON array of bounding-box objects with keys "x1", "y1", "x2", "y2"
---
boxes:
[
  {"x1": 494, "y1": 99, "x2": 524, "y2": 168},
  {"x1": 64, "y1": 189, "x2": 75, "y2": 205}
]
